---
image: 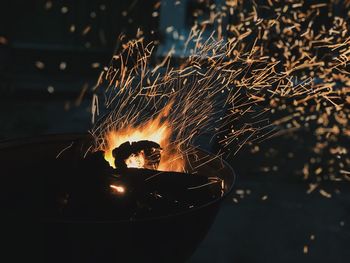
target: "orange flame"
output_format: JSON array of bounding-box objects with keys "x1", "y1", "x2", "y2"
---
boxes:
[{"x1": 103, "y1": 104, "x2": 185, "y2": 172}]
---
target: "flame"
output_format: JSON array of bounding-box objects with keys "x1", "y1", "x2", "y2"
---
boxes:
[
  {"x1": 110, "y1": 184, "x2": 125, "y2": 194},
  {"x1": 103, "y1": 103, "x2": 185, "y2": 172}
]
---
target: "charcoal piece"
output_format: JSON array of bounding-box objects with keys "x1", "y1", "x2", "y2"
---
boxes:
[{"x1": 112, "y1": 140, "x2": 162, "y2": 170}]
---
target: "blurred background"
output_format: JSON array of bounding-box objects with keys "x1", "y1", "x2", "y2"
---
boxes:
[
  {"x1": 0, "y1": 0, "x2": 159, "y2": 138},
  {"x1": 0, "y1": 1, "x2": 349, "y2": 263}
]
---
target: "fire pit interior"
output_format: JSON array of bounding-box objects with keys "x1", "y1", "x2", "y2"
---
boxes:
[{"x1": 1, "y1": 134, "x2": 234, "y2": 263}]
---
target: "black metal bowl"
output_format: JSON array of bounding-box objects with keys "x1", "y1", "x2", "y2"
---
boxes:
[{"x1": 0, "y1": 134, "x2": 235, "y2": 263}]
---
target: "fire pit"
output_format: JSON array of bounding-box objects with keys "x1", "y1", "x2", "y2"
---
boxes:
[{"x1": 1, "y1": 134, "x2": 235, "y2": 263}]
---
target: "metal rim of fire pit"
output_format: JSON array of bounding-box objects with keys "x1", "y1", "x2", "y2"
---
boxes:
[{"x1": 0, "y1": 133, "x2": 236, "y2": 223}]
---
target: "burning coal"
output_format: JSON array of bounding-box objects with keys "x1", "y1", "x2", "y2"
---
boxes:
[
  {"x1": 101, "y1": 102, "x2": 186, "y2": 172},
  {"x1": 112, "y1": 140, "x2": 162, "y2": 170}
]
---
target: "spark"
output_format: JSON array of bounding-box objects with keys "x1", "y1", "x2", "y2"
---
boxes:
[
  {"x1": 261, "y1": 195, "x2": 268, "y2": 201},
  {"x1": 35, "y1": 61, "x2": 45, "y2": 70},
  {"x1": 319, "y1": 189, "x2": 332, "y2": 199},
  {"x1": 56, "y1": 142, "x2": 74, "y2": 159},
  {"x1": 87, "y1": 0, "x2": 350, "y2": 182},
  {"x1": 303, "y1": 245, "x2": 308, "y2": 254}
]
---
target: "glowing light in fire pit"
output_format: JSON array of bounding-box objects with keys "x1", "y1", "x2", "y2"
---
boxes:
[
  {"x1": 110, "y1": 184, "x2": 126, "y2": 194},
  {"x1": 103, "y1": 103, "x2": 185, "y2": 172}
]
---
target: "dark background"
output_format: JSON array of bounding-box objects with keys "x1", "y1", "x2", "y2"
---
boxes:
[
  {"x1": 0, "y1": 0, "x2": 158, "y2": 138},
  {"x1": 0, "y1": 1, "x2": 349, "y2": 263}
]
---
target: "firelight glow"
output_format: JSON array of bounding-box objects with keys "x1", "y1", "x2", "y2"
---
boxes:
[
  {"x1": 110, "y1": 184, "x2": 126, "y2": 194},
  {"x1": 103, "y1": 103, "x2": 185, "y2": 172}
]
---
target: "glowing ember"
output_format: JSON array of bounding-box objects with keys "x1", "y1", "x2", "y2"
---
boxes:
[{"x1": 110, "y1": 184, "x2": 126, "y2": 194}]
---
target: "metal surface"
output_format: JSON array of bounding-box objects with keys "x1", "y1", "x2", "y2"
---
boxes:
[{"x1": 0, "y1": 134, "x2": 235, "y2": 263}]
